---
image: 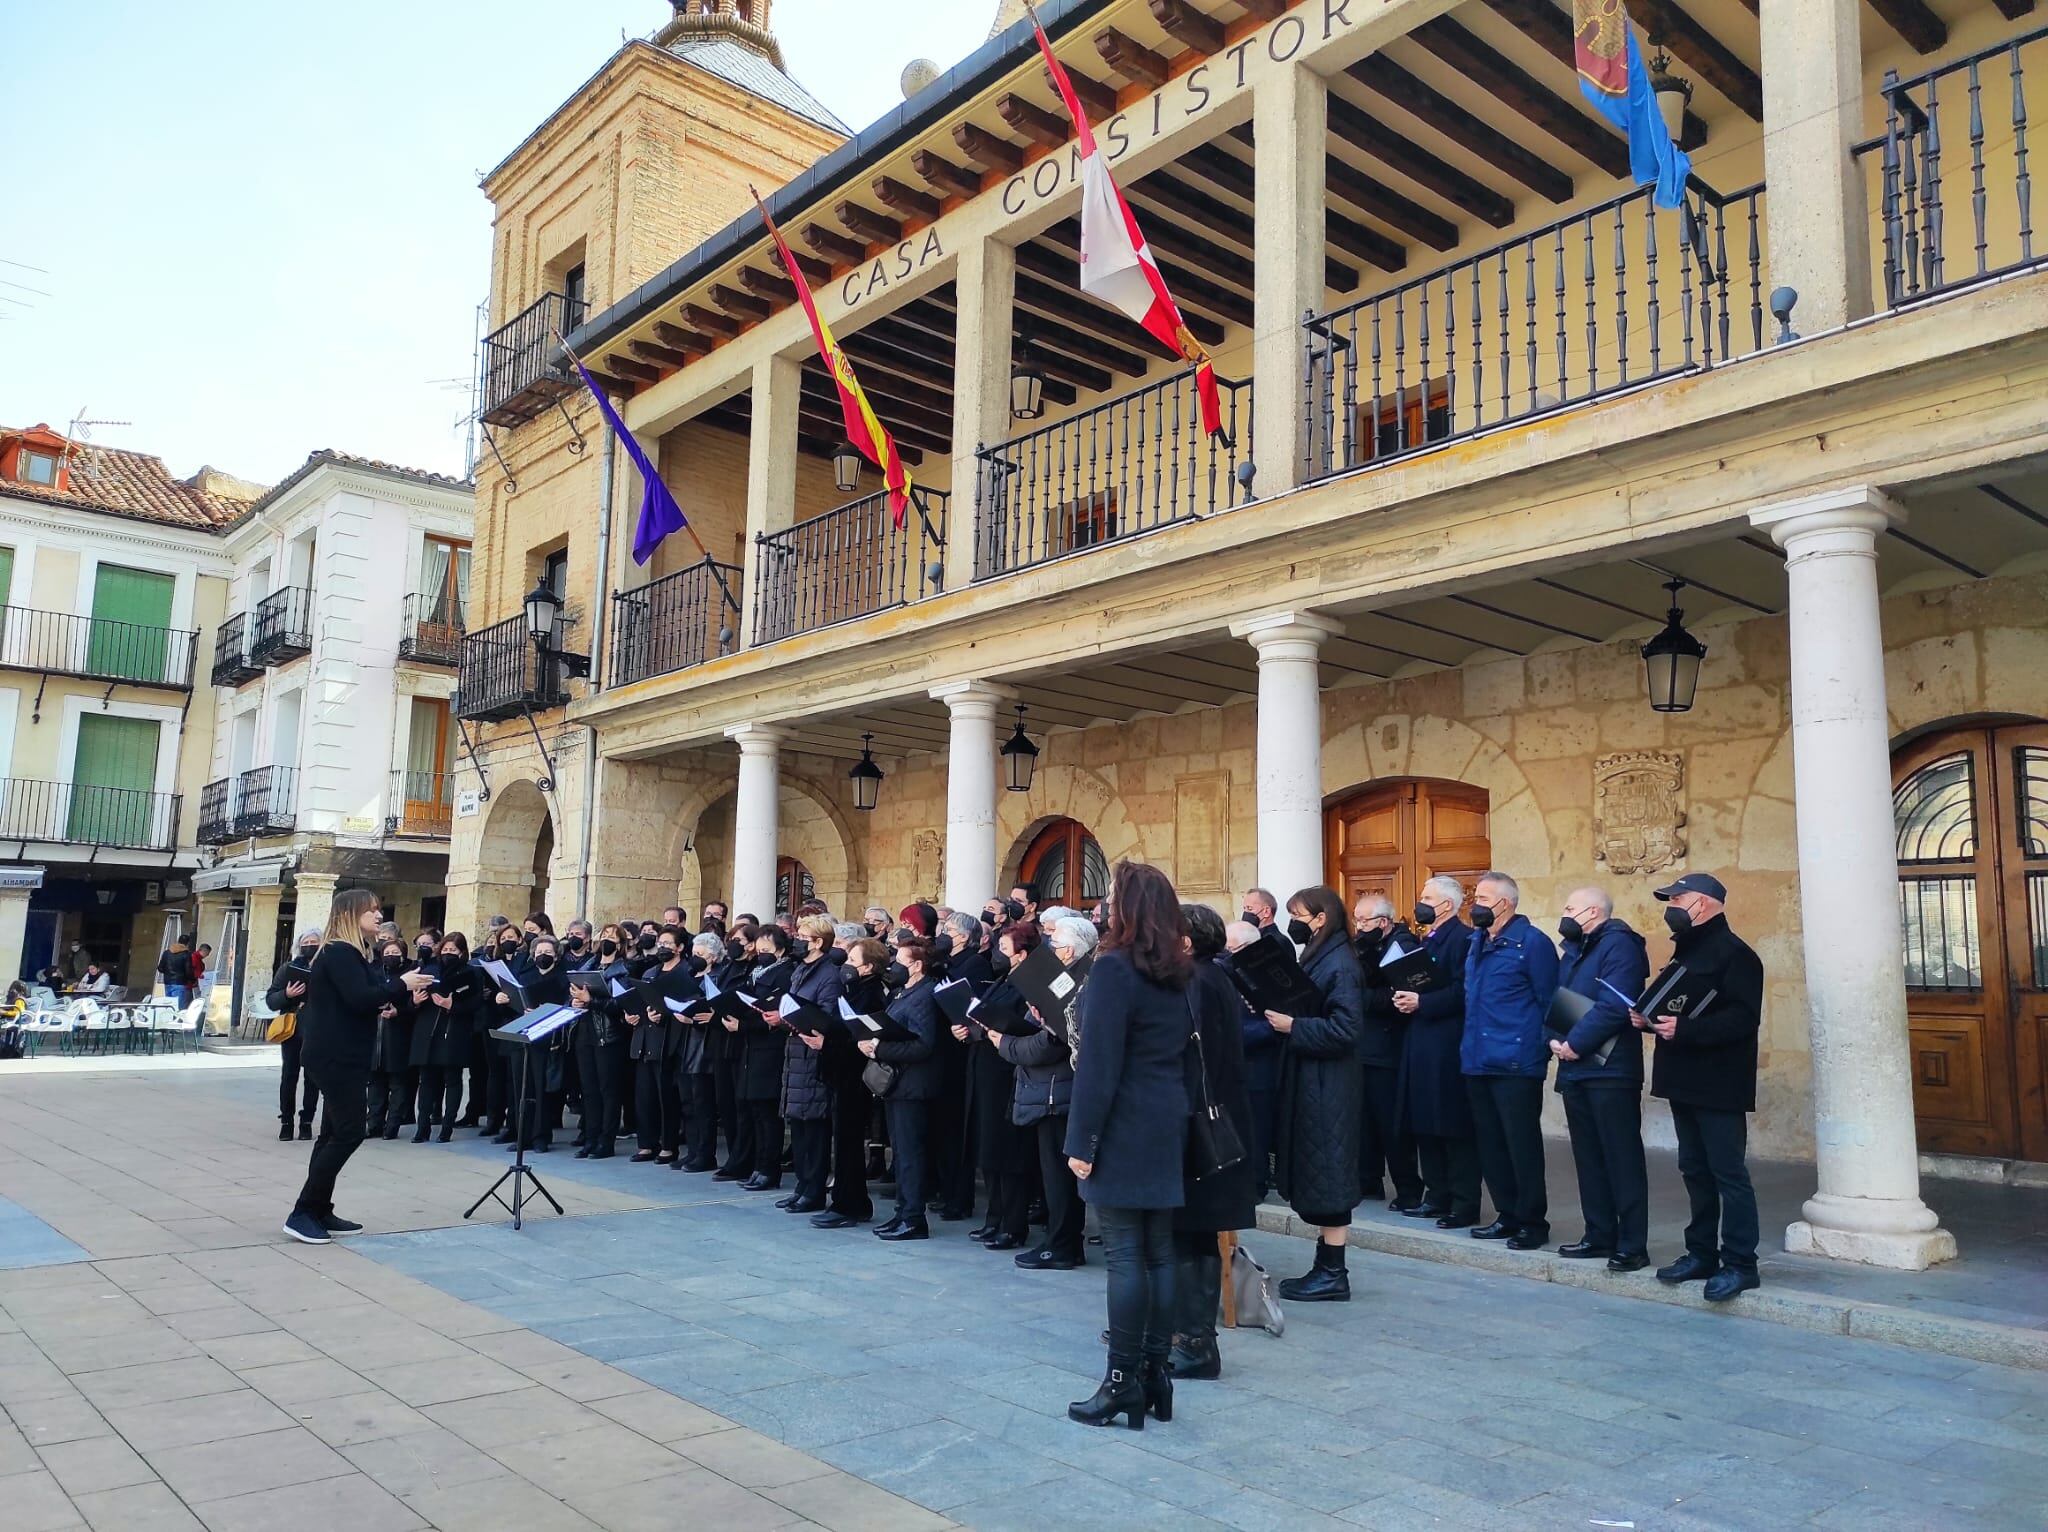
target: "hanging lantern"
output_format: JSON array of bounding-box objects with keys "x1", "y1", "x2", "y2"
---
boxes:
[
  {"x1": 1642, "y1": 578, "x2": 1707, "y2": 713},
  {"x1": 1011, "y1": 357, "x2": 1047, "y2": 421},
  {"x1": 832, "y1": 442, "x2": 862, "y2": 495},
  {"x1": 1000, "y1": 705, "x2": 1039, "y2": 793},
  {"x1": 523, "y1": 577, "x2": 561, "y2": 647},
  {"x1": 848, "y1": 733, "x2": 884, "y2": 812},
  {"x1": 1649, "y1": 48, "x2": 1694, "y2": 143}
]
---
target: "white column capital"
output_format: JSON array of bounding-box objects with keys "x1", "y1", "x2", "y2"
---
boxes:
[
  {"x1": 1231, "y1": 610, "x2": 1344, "y2": 659},
  {"x1": 929, "y1": 680, "x2": 1014, "y2": 721},
  {"x1": 724, "y1": 723, "x2": 790, "y2": 758},
  {"x1": 1750, "y1": 485, "x2": 1904, "y2": 553}
]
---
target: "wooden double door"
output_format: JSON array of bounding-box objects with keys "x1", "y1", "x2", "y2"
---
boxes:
[
  {"x1": 1325, "y1": 779, "x2": 1492, "y2": 919},
  {"x1": 1893, "y1": 725, "x2": 2048, "y2": 1161}
]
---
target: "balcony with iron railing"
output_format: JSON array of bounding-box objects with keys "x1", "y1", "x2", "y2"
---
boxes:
[
  {"x1": 611, "y1": 556, "x2": 742, "y2": 686},
  {"x1": 480, "y1": 291, "x2": 589, "y2": 427},
  {"x1": 0, "y1": 778, "x2": 182, "y2": 852},
  {"x1": 197, "y1": 777, "x2": 234, "y2": 845},
  {"x1": 751, "y1": 489, "x2": 948, "y2": 646},
  {"x1": 0, "y1": 605, "x2": 198, "y2": 691},
  {"x1": 399, "y1": 592, "x2": 463, "y2": 667},
  {"x1": 210, "y1": 612, "x2": 262, "y2": 687},
  {"x1": 249, "y1": 586, "x2": 312, "y2": 666},
  {"x1": 387, "y1": 769, "x2": 454, "y2": 838},
  {"x1": 456, "y1": 612, "x2": 568, "y2": 722},
  {"x1": 231, "y1": 765, "x2": 298, "y2": 837}
]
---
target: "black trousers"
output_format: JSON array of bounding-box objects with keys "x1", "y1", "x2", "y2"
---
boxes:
[
  {"x1": 827, "y1": 1075, "x2": 873, "y2": 1219},
  {"x1": 1173, "y1": 1227, "x2": 1222, "y2": 1345},
  {"x1": 487, "y1": 1039, "x2": 516, "y2": 1132},
  {"x1": 884, "y1": 1098, "x2": 928, "y2": 1220},
  {"x1": 293, "y1": 1061, "x2": 367, "y2": 1218},
  {"x1": 1035, "y1": 1114, "x2": 1084, "y2": 1260},
  {"x1": 1670, "y1": 1102, "x2": 1759, "y2": 1272},
  {"x1": 367, "y1": 1067, "x2": 414, "y2": 1134},
  {"x1": 788, "y1": 1117, "x2": 830, "y2": 1202},
  {"x1": 278, "y1": 1033, "x2": 318, "y2": 1126},
  {"x1": 714, "y1": 1049, "x2": 746, "y2": 1168},
  {"x1": 1466, "y1": 1074, "x2": 1549, "y2": 1238},
  {"x1": 1359, "y1": 1063, "x2": 1423, "y2": 1202},
  {"x1": 983, "y1": 1160, "x2": 1030, "y2": 1242},
  {"x1": 1246, "y1": 1086, "x2": 1277, "y2": 1200},
  {"x1": 1560, "y1": 1082, "x2": 1649, "y2": 1258},
  {"x1": 414, "y1": 1067, "x2": 463, "y2": 1131},
  {"x1": 1097, "y1": 1205, "x2": 1175, "y2": 1364},
  {"x1": 684, "y1": 1072, "x2": 719, "y2": 1167},
  {"x1": 746, "y1": 1101, "x2": 783, "y2": 1186},
  {"x1": 461, "y1": 1032, "x2": 489, "y2": 1123},
  {"x1": 1414, "y1": 1130, "x2": 1481, "y2": 1219},
  {"x1": 930, "y1": 1080, "x2": 973, "y2": 1215},
  {"x1": 635, "y1": 1058, "x2": 682, "y2": 1154},
  {"x1": 576, "y1": 1036, "x2": 627, "y2": 1152}
]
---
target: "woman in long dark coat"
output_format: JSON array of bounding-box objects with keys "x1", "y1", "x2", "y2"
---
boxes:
[
  {"x1": 366, "y1": 937, "x2": 417, "y2": 1140},
  {"x1": 628, "y1": 931, "x2": 688, "y2": 1163},
  {"x1": 1171, "y1": 905, "x2": 1257, "y2": 1380},
  {"x1": 677, "y1": 932, "x2": 725, "y2": 1172},
  {"x1": 735, "y1": 926, "x2": 795, "y2": 1191},
  {"x1": 778, "y1": 915, "x2": 843, "y2": 1213},
  {"x1": 410, "y1": 932, "x2": 481, "y2": 1142},
  {"x1": 570, "y1": 923, "x2": 631, "y2": 1160},
  {"x1": 857, "y1": 934, "x2": 941, "y2": 1239},
  {"x1": 999, "y1": 919, "x2": 1088, "y2": 1271},
  {"x1": 1266, "y1": 886, "x2": 1365, "y2": 1304},
  {"x1": 962, "y1": 922, "x2": 1035, "y2": 1250}
]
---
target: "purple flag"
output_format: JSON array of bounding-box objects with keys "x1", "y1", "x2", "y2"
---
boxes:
[{"x1": 573, "y1": 362, "x2": 687, "y2": 566}]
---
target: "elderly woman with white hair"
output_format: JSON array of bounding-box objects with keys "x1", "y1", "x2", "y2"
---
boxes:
[
  {"x1": 997, "y1": 913, "x2": 1096, "y2": 1271},
  {"x1": 267, "y1": 927, "x2": 325, "y2": 1140}
]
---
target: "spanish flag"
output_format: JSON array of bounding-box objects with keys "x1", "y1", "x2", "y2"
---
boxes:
[{"x1": 752, "y1": 191, "x2": 914, "y2": 527}]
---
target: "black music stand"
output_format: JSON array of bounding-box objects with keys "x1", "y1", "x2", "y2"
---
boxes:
[{"x1": 465, "y1": 1019, "x2": 566, "y2": 1230}]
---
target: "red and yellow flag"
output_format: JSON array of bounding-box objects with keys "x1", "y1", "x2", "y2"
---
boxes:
[{"x1": 752, "y1": 191, "x2": 913, "y2": 527}]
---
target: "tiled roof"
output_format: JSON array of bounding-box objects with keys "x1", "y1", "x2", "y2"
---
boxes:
[
  {"x1": 0, "y1": 427, "x2": 262, "y2": 531},
  {"x1": 226, "y1": 449, "x2": 473, "y2": 529},
  {"x1": 666, "y1": 35, "x2": 849, "y2": 134}
]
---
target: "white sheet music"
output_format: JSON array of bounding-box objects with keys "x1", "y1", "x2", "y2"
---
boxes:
[{"x1": 778, "y1": 992, "x2": 802, "y2": 1018}]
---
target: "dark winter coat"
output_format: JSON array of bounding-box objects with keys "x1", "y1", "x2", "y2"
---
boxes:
[
  {"x1": 1461, "y1": 912, "x2": 1562, "y2": 1079},
  {"x1": 1219, "y1": 948, "x2": 1283, "y2": 1094},
  {"x1": 1176, "y1": 959, "x2": 1257, "y2": 1234},
  {"x1": 299, "y1": 941, "x2": 410, "y2": 1073},
  {"x1": 1646, "y1": 914, "x2": 1765, "y2": 1113},
  {"x1": 265, "y1": 953, "x2": 317, "y2": 1017},
  {"x1": 1398, "y1": 919, "x2": 1476, "y2": 1137},
  {"x1": 573, "y1": 956, "x2": 632, "y2": 1050},
  {"x1": 368, "y1": 960, "x2": 417, "y2": 1074},
  {"x1": 1064, "y1": 948, "x2": 1193, "y2": 1211},
  {"x1": 737, "y1": 959, "x2": 793, "y2": 1102},
  {"x1": 408, "y1": 960, "x2": 481, "y2": 1069},
  {"x1": 780, "y1": 954, "x2": 842, "y2": 1122},
  {"x1": 871, "y1": 979, "x2": 941, "y2": 1101},
  {"x1": 1355, "y1": 924, "x2": 1416, "y2": 1070},
  {"x1": 1555, "y1": 918, "x2": 1651, "y2": 1090},
  {"x1": 1271, "y1": 934, "x2": 1365, "y2": 1219},
  {"x1": 997, "y1": 1024, "x2": 1074, "y2": 1125}
]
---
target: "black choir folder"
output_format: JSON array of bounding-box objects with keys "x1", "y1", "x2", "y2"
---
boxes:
[
  {"x1": 836, "y1": 998, "x2": 917, "y2": 1043},
  {"x1": 1375, "y1": 942, "x2": 1445, "y2": 995},
  {"x1": 1598, "y1": 965, "x2": 1717, "y2": 1023},
  {"x1": 1225, "y1": 937, "x2": 1323, "y2": 1016},
  {"x1": 1543, "y1": 987, "x2": 1621, "y2": 1066},
  {"x1": 1010, "y1": 944, "x2": 1090, "y2": 1037},
  {"x1": 777, "y1": 992, "x2": 839, "y2": 1037}
]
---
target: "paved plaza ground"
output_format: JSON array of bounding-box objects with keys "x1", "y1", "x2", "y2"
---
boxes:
[{"x1": 2, "y1": 1064, "x2": 2046, "y2": 1530}]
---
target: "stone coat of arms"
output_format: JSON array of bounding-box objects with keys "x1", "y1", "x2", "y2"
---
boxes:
[{"x1": 1593, "y1": 750, "x2": 1687, "y2": 875}]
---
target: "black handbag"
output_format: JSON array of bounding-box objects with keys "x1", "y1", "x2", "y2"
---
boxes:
[
  {"x1": 861, "y1": 1059, "x2": 901, "y2": 1100},
  {"x1": 1185, "y1": 1000, "x2": 1245, "y2": 1181}
]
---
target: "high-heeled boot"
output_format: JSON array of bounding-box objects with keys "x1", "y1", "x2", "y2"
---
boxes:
[
  {"x1": 1140, "y1": 1358, "x2": 1174, "y2": 1422},
  {"x1": 1168, "y1": 1249, "x2": 1223, "y2": 1379},
  {"x1": 1067, "y1": 1357, "x2": 1146, "y2": 1429}
]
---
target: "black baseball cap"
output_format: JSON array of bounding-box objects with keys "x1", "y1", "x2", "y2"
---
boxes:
[{"x1": 1652, "y1": 872, "x2": 1726, "y2": 902}]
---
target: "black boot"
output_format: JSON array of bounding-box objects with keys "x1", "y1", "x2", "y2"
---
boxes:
[
  {"x1": 1277, "y1": 1241, "x2": 1350, "y2": 1303},
  {"x1": 1067, "y1": 1358, "x2": 1146, "y2": 1429},
  {"x1": 278, "y1": 1119, "x2": 293, "y2": 1142},
  {"x1": 1168, "y1": 1248, "x2": 1223, "y2": 1379},
  {"x1": 1140, "y1": 1358, "x2": 1174, "y2": 1422},
  {"x1": 298, "y1": 1119, "x2": 314, "y2": 1140}
]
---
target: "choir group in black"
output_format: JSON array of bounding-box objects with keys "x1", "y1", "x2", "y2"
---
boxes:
[{"x1": 271, "y1": 856, "x2": 1765, "y2": 1430}]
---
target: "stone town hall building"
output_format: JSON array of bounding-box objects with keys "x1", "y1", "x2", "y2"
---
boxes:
[{"x1": 449, "y1": 0, "x2": 2048, "y2": 1270}]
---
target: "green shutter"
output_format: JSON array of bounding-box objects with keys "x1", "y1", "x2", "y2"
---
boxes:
[
  {"x1": 88, "y1": 564, "x2": 175, "y2": 682},
  {"x1": 68, "y1": 713, "x2": 162, "y2": 847},
  {"x1": 0, "y1": 547, "x2": 15, "y2": 608}
]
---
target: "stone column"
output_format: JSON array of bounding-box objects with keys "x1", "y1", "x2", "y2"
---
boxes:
[
  {"x1": 725, "y1": 723, "x2": 787, "y2": 923},
  {"x1": 1752, "y1": 486, "x2": 1954, "y2": 1269},
  {"x1": 292, "y1": 871, "x2": 338, "y2": 942},
  {"x1": 0, "y1": 885, "x2": 30, "y2": 994},
  {"x1": 1252, "y1": 60, "x2": 1327, "y2": 497},
  {"x1": 949, "y1": 240, "x2": 1016, "y2": 590},
  {"x1": 738, "y1": 353, "x2": 803, "y2": 649},
  {"x1": 194, "y1": 890, "x2": 236, "y2": 1032},
  {"x1": 930, "y1": 681, "x2": 1013, "y2": 912},
  {"x1": 242, "y1": 883, "x2": 284, "y2": 1020},
  {"x1": 1759, "y1": 0, "x2": 1872, "y2": 328},
  {"x1": 1230, "y1": 611, "x2": 1342, "y2": 901}
]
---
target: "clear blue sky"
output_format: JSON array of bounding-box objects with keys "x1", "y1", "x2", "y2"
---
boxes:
[{"x1": 0, "y1": 1, "x2": 995, "y2": 486}]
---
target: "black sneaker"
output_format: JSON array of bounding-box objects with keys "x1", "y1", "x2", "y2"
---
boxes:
[
  {"x1": 281, "y1": 1211, "x2": 332, "y2": 1245},
  {"x1": 277, "y1": 1122, "x2": 294, "y2": 1142},
  {"x1": 319, "y1": 1213, "x2": 363, "y2": 1234}
]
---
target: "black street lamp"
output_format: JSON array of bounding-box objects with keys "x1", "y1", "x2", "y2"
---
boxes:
[
  {"x1": 832, "y1": 442, "x2": 863, "y2": 495},
  {"x1": 523, "y1": 576, "x2": 590, "y2": 680},
  {"x1": 1000, "y1": 705, "x2": 1039, "y2": 793},
  {"x1": 1011, "y1": 355, "x2": 1047, "y2": 421},
  {"x1": 848, "y1": 733, "x2": 884, "y2": 812},
  {"x1": 1643, "y1": 577, "x2": 1707, "y2": 713}
]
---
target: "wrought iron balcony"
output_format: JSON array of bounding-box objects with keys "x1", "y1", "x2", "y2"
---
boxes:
[
  {"x1": 611, "y1": 557, "x2": 741, "y2": 685},
  {"x1": 197, "y1": 778, "x2": 235, "y2": 845},
  {"x1": 1301, "y1": 177, "x2": 1766, "y2": 486},
  {"x1": 250, "y1": 586, "x2": 312, "y2": 666},
  {"x1": 480, "y1": 291, "x2": 589, "y2": 427},
  {"x1": 0, "y1": 778, "x2": 182, "y2": 853},
  {"x1": 456, "y1": 613, "x2": 568, "y2": 722},
  {"x1": 387, "y1": 769, "x2": 454, "y2": 838},
  {"x1": 231, "y1": 765, "x2": 298, "y2": 837},
  {"x1": 0, "y1": 604, "x2": 198, "y2": 690},
  {"x1": 399, "y1": 592, "x2": 463, "y2": 667},
  {"x1": 974, "y1": 371, "x2": 1253, "y2": 581},
  {"x1": 752, "y1": 488, "x2": 947, "y2": 646},
  {"x1": 210, "y1": 612, "x2": 262, "y2": 686}
]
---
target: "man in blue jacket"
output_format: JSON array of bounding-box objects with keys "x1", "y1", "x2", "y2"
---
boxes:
[
  {"x1": 1461, "y1": 872, "x2": 1561, "y2": 1250},
  {"x1": 1550, "y1": 887, "x2": 1652, "y2": 1271}
]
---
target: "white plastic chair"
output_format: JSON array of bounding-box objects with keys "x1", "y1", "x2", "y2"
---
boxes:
[
  {"x1": 71, "y1": 998, "x2": 112, "y2": 1054},
  {"x1": 22, "y1": 1006, "x2": 75, "y2": 1056},
  {"x1": 163, "y1": 999, "x2": 203, "y2": 1053},
  {"x1": 131, "y1": 998, "x2": 177, "y2": 1054}
]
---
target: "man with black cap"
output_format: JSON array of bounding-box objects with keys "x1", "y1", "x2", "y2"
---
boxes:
[{"x1": 1635, "y1": 872, "x2": 1766, "y2": 1301}]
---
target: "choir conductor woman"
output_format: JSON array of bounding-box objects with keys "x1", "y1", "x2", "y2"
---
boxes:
[{"x1": 283, "y1": 889, "x2": 433, "y2": 1245}]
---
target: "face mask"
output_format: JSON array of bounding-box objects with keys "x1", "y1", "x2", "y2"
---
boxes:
[
  {"x1": 1242, "y1": 909, "x2": 1261, "y2": 926},
  {"x1": 1558, "y1": 916, "x2": 1585, "y2": 943},
  {"x1": 1469, "y1": 905, "x2": 1496, "y2": 931},
  {"x1": 534, "y1": 954, "x2": 556, "y2": 971},
  {"x1": 639, "y1": 934, "x2": 659, "y2": 952},
  {"x1": 989, "y1": 950, "x2": 1012, "y2": 978},
  {"x1": 298, "y1": 944, "x2": 318, "y2": 959},
  {"x1": 885, "y1": 961, "x2": 909, "y2": 989},
  {"x1": 382, "y1": 955, "x2": 405, "y2": 974},
  {"x1": 658, "y1": 948, "x2": 677, "y2": 963},
  {"x1": 1664, "y1": 905, "x2": 1694, "y2": 935},
  {"x1": 441, "y1": 952, "x2": 460, "y2": 964},
  {"x1": 565, "y1": 936, "x2": 586, "y2": 952},
  {"x1": 600, "y1": 939, "x2": 618, "y2": 956},
  {"x1": 1286, "y1": 917, "x2": 1315, "y2": 946},
  {"x1": 1412, "y1": 903, "x2": 1436, "y2": 929}
]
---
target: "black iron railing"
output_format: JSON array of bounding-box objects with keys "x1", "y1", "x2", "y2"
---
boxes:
[
  {"x1": 1302, "y1": 178, "x2": 1766, "y2": 483},
  {"x1": 250, "y1": 586, "x2": 312, "y2": 665},
  {"x1": 456, "y1": 612, "x2": 568, "y2": 721},
  {"x1": 0, "y1": 778, "x2": 182, "y2": 852},
  {"x1": 388, "y1": 769, "x2": 454, "y2": 838},
  {"x1": 231, "y1": 765, "x2": 298, "y2": 837},
  {"x1": 752, "y1": 489, "x2": 947, "y2": 645},
  {"x1": 197, "y1": 778, "x2": 234, "y2": 845},
  {"x1": 399, "y1": 592, "x2": 464, "y2": 667},
  {"x1": 1858, "y1": 22, "x2": 2044, "y2": 308},
  {"x1": 210, "y1": 613, "x2": 261, "y2": 686},
  {"x1": 974, "y1": 369, "x2": 1253, "y2": 580},
  {"x1": 0, "y1": 604, "x2": 198, "y2": 690},
  {"x1": 480, "y1": 291, "x2": 590, "y2": 427},
  {"x1": 611, "y1": 557, "x2": 742, "y2": 684}
]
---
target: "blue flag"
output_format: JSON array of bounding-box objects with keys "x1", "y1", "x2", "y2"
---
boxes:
[
  {"x1": 573, "y1": 361, "x2": 687, "y2": 566},
  {"x1": 1574, "y1": 2, "x2": 1691, "y2": 210}
]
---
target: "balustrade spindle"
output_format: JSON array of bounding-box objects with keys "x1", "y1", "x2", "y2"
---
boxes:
[
  {"x1": 2017, "y1": 45, "x2": 2034, "y2": 262},
  {"x1": 1468, "y1": 264, "x2": 1484, "y2": 431},
  {"x1": 1552, "y1": 226, "x2": 1568, "y2": 406},
  {"x1": 1582, "y1": 216, "x2": 1598, "y2": 397},
  {"x1": 1614, "y1": 204, "x2": 1630, "y2": 385},
  {"x1": 1924, "y1": 72, "x2": 1945, "y2": 291},
  {"x1": 1523, "y1": 239, "x2": 1538, "y2": 411},
  {"x1": 1645, "y1": 207, "x2": 1662, "y2": 376},
  {"x1": 1970, "y1": 61, "x2": 1990, "y2": 277}
]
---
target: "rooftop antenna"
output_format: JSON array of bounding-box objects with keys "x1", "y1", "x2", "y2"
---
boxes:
[{"x1": 62, "y1": 409, "x2": 132, "y2": 481}]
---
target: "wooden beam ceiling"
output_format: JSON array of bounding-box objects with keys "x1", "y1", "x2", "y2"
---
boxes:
[
  {"x1": 1630, "y1": 0, "x2": 1765, "y2": 120},
  {"x1": 1095, "y1": 27, "x2": 1171, "y2": 89},
  {"x1": 1346, "y1": 55, "x2": 1574, "y2": 203},
  {"x1": 1471, "y1": 4, "x2": 1711, "y2": 143},
  {"x1": 1415, "y1": 17, "x2": 1631, "y2": 180},
  {"x1": 1864, "y1": 0, "x2": 1948, "y2": 52},
  {"x1": 1326, "y1": 93, "x2": 1517, "y2": 228}
]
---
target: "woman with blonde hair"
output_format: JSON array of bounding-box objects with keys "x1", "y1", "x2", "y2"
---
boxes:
[{"x1": 284, "y1": 889, "x2": 432, "y2": 1245}]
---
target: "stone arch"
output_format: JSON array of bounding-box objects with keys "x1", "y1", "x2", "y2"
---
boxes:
[
  {"x1": 1322, "y1": 713, "x2": 1552, "y2": 878},
  {"x1": 670, "y1": 769, "x2": 866, "y2": 918},
  {"x1": 998, "y1": 761, "x2": 1145, "y2": 889},
  {"x1": 472, "y1": 776, "x2": 557, "y2": 923}
]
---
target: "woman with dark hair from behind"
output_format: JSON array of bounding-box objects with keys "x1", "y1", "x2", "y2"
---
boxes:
[
  {"x1": 857, "y1": 934, "x2": 940, "y2": 1240},
  {"x1": 410, "y1": 932, "x2": 479, "y2": 1143},
  {"x1": 1170, "y1": 904, "x2": 1257, "y2": 1380},
  {"x1": 962, "y1": 922, "x2": 1036, "y2": 1251},
  {"x1": 366, "y1": 935, "x2": 418, "y2": 1141},
  {"x1": 267, "y1": 927, "x2": 323, "y2": 1141},
  {"x1": 735, "y1": 925, "x2": 795, "y2": 1191},
  {"x1": 1064, "y1": 860, "x2": 1195, "y2": 1430},
  {"x1": 1267, "y1": 885, "x2": 1366, "y2": 1302}
]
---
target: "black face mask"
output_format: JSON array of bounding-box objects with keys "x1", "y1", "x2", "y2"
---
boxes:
[
  {"x1": 1356, "y1": 924, "x2": 1388, "y2": 955},
  {"x1": 989, "y1": 950, "x2": 1012, "y2": 978},
  {"x1": 382, "y1": 955, "x2": 405, "y2": 974},
  {"x1": 1412, "y1": 903, "x2": 1437, "y2": 929},
  {"x1": 686, "y1": 953, "x2": 706, "y2": 976},
  {"x1": 1558, "y1": 916, "x2": 1585, "y2": 943},
  {"x1": 658, "y1": 948, "x2": 677, "y2": 964},
  {"x1": 599, "y1": 939, "x2": 619, "y2": 957},
  {"x1": 1664, "y1": 906, "x2": 1694, "y2": 935},
  {"x1": 565, "y1": 936, "x2": 586, "y2": 953},
  {"x1": 298, "y1": 944, "x2": 318, "y2": 960},
  {"x1": 885, "y1": 961, "x2": 909, "y2": 989},
  {"x1": 534, "y1": 954, "x2": 556, "y2": 971},
  {"x1": 1242, "y1": 909, "x2": 1261, "y2": 926},
  {"x1": 1286, "y1": 917, "x2": 1315, "y2": 946},
  {"x1": 639, "y1": 934, "x2": 660, "y2": 953},
  {"x1": 1469, "y1": 905, "x2": 1496, "y2": 931}
]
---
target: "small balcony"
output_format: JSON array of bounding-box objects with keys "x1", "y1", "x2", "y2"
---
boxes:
[
  {"x1": 0, "y1": 604, "x2": 198, "y2": 690},
  {"x1": 197, "y1": 778, "x2": 234, "y2": 845},
  {"x1": 210, "y1": 612, "x2": 263, "y2": 686},
  {"x1": 231, "y1": 765, "x2": 298, "y2": 837},
  {"x1": 0, "y1": 778, "x2": 181, "y2": 853},
  {"x1": 752, "y1": 488, "x2": 947, "y2": 646},
  {"x1": 611, "y1": 557, "x2": 741, "y2": 686},
  {"x1": 456, "y1": 613, "x2": 567, "y2": 722},
  {"x1": 250, "y1": 586, "x2": 312, "y2": 666},
  {"x1": 386, "y1": 770, "x2": 454, "y2": 838},
  {"x1": 480, "y1": 291, "x2": 590, "y2": 427},
  {"x1": 399, "y1": 592, "x2": 463, "y2": 667}
]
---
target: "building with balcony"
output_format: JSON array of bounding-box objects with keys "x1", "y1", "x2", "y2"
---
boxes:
[
  {"x1": 452, "y1": 0, "x2": 2048, "y2": 1270},
  {"x1": 196, "y1": 452, "x2": 473, "y2": 1013}
]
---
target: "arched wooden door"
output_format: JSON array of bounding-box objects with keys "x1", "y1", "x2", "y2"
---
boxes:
[
  {"x1": 1020, "y1": 818, "x2": 1109, "y2": 906},
  {"x1": 1893, "y1": 725, "x2": 2048, "y2": 1161},
  {"x1": 1324, "y1": 779, "x2": 1491, "y2": 916},
  {"x1": 775, "y1": 857, "x2": 814, "y2": 917}
]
